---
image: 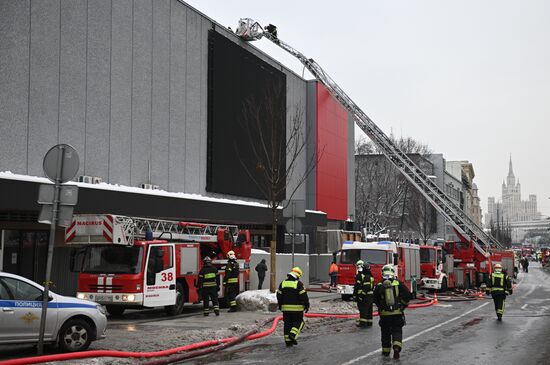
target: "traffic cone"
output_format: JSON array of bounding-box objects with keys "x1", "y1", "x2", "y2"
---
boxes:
[{"x1": 433, "y1": 291, "x2": 439, "y2": 304}]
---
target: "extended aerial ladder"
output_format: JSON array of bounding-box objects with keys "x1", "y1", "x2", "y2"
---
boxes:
[
  {"x1": 66, "y1": 214, "x2": 239, "y2": 246},
  {"x1": 235, "y1": 19, "x2": 503, "y2": 256}
]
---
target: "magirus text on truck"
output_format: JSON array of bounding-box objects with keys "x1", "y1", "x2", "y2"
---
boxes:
[{"x1": 66, "y1": 214, "x2": 252, "y2": 316}]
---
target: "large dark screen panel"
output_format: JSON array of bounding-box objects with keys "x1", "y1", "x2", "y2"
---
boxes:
[{"x1": 207, "y1": 31, "x2": 286, "y2": 200}]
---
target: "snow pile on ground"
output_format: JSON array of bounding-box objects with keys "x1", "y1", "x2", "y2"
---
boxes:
[
  {"x1": 236, "y1": 289, "x2": 278, "y2": 312},
  {"x1": 311, "y1": 298, "x2": 358, "y2": 314}
]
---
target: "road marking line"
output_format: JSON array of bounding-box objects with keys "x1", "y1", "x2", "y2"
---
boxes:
[
  {"x1": 521, "y1": 304, "x2": 528, "y2": 310},
  {"x1": 524, "y1": 285, "x2": 536, "y2": 297},
  {"x1": 340, "y1": 302, "x2": 490, "y2": 365}
]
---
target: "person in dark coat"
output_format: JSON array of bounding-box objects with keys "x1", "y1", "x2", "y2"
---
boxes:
[
  {"x1": 486, "y1": 263, "x2": 512, "y2": 320},
  {"x1": 255, "y1": 259, "x2": 268, "y2": 290},
  {"x1": 353, "y1": 260, "x2": 374, "y2": 327},
  {"x1": 197, "y1": 256, "x2": 220, "y2": 316},
  {"x1": 276, "y1": 267, "x2": 310, "y2": 347},
  {"x1": 373, "y1": 264, "x2": 411, "y2": 359},
  {"x1": 224, "y1": 250, "x2": 240, "y2": 312}
]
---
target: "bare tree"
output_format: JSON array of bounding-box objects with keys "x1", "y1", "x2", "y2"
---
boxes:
[
  {"x1": 236, "y1": 80, "x2": 320, "y2": 292},
  {"x1": 355, "y1": 135, "x2": 436, "y2": 240}
]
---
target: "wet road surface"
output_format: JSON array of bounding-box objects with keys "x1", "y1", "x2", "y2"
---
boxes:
[{"x1": 191, "y1": 263, "x2": 550, "y2": 365}]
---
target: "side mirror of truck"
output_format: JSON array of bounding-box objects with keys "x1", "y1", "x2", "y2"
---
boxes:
[{"x1": 393, "y1": 253, "x2": 398, "y2": 265}]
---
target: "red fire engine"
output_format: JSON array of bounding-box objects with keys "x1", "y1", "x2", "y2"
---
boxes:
[
  {"x1": 67, "y1": 214, "x2": 252, "y2": 316},
  {"x1": 419, "y1": 245, "x2": 454, "y2": 291},
  {"x1": 235, "y1": 19, "x2": 510, "y2": 295},
  {"x1": 336, "y1": 240, "x2": 420, "y2": 300}
]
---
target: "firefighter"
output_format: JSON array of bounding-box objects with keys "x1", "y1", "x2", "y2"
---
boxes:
[
  {"x1": 486, "y1": 263, "x2": 512, "y2": 321},
  {"x1": 353, "y1": 260, "x2": 374, "y2": 327},
  {"x1": 373, "y1": 264, "x2": 411, "y2": 359},
  {"x1": 277, "y1": 266, "x2": 310, "y2": 347},
  {"x1": 224, "y1": 250, "x2": 240, "y2": 312},
  {"x1": 197, "y1": 256, "x2": 220, "y2": 316}
]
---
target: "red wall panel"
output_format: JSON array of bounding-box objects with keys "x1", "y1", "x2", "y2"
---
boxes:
[{"x1": 316, "y1": 83, "x2": 348, "y2": 220}]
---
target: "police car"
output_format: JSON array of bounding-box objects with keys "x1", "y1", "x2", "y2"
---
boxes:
[{"x1": 0, "y1": 272, "x2": 107, "y2": 352}]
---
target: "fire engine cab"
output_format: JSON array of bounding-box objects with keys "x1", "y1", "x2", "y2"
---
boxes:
[
  {"x1": 336, "y1": 240, "x2": 420, "y2": 300},
  {"x1": 67, "y1": 214, "x2": 252, "y2": 316},
  {"x1": 419, "y1": 245, "x2": 455, "y2": 291}
]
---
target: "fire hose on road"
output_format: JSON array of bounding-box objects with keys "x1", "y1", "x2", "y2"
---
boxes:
[{"x1": 0, "y1": 298, "x2": 436, "y2": 365}]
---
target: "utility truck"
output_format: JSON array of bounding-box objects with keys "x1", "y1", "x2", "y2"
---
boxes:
[{"x1": 67, "y1": 214, "x2": 252, "y2": 316}]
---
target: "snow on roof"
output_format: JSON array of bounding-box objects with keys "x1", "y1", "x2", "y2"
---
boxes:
[
  {"x1": 342, "y1": 241, "x2": 396, "y2": 250},
  {"x1": 251, "y1": 248, "x2": 270, "y2": 254},
  {"x1": 0, "y1": 171, "x2": 326, "y2": 214}
]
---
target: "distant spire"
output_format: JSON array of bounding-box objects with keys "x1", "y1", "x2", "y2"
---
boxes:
[{"x1": 508, "y1": 154, "x2": 514, "y2": 178}]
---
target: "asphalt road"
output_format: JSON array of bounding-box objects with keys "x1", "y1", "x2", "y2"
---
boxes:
[{"x1": 191, "y1": 262, "x2": 550, "y2": 365}]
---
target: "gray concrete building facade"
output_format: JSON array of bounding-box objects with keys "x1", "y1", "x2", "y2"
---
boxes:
[{"x1": 0, "y1": 0, "x2": 312, "y2": 196}]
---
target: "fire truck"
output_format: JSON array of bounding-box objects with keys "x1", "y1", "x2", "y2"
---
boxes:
[
  {"x1": 419, "y1": 245, "x2": 454, "y2": 291},
  {"x1": 489, "y1": 249, "x2": 516, "y2": 278},
  {"x1": 67, "y1": 214, "x2": 252, "y2": 316},
  {"x1": 335, "y1": 240, "x2": 420, "y2": 300},
  {"x1": 236, "y1": 19, "x2": 507, "y2": 294}
]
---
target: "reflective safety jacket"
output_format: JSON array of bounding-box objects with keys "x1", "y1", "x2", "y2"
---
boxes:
[
  {"x1": 486, "y1": 272, "x2": 512, "y2": 294},
  {"x1": 276, "y1": 276, "x2": 310, "y2": 312},
  {"x1": 373, "y1": 279, "x2": 411, "y2": 316},
  {"x1": 353, "y1": 272, "x2": 374, "y2": 298},
  {"x1": 224, "y1": 260, "x2": 240, "y2": 285},
  {"x1": 198, "y1": 264, "x2": 219, "y2": 289}
]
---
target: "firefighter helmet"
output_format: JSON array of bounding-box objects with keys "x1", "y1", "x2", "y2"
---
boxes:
[
  {"x1": 356, "y1": 260, "x2": 364, "y2": 267},
  {"x1": 289, "y1": 266, "x2": 303, "y2": 279},
  {"x1": 203, "y1": 256, "x2": 212, "y2": 263},
  {"x1": 227, "y1": 250, "x2": 236, "y2": 259},
  {"x1": 494, "y1": 263, "x2": 503, "y2": 273},
  {"x1": 382, "y1": 264, "x2": 395, "y2": 278}
]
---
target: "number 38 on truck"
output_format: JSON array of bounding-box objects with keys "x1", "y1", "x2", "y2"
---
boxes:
[{"x1": 67, "y1": 214, "x2": 252, "y2": 316}]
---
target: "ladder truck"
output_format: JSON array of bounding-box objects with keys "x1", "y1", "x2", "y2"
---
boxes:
[
  {"x1": 66, "y1": 214, "x2": 252, "y2": 316},
  {"x1": 235, "y1": 19, "x2": 506, "y2": 289}
]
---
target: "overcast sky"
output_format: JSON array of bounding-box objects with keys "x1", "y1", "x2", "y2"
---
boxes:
[{"x1": 186, "y1": 0, "x2": 550, "y2": 218}]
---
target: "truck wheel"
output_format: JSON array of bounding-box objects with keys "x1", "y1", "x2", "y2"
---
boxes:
[
  {"x1": 341, "y1": 294, "x2": 352, "y2": 301},
  {"x1": 58, "y1": 319, "x2": 92, "y2": 352},
  {"x1": 106, "y1": 305, "x2": 125, "y2": 317},
  {"x1": 165, "y1": 282, "x2": 185, "y2": 316},
  {"x1": 439, "y1": 278, "x2": 448, "y2": 292}
]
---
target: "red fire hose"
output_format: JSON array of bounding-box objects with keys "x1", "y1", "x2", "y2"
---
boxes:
[{"x1": 1, "y1": 299, "x2": 435, "y2": 365}]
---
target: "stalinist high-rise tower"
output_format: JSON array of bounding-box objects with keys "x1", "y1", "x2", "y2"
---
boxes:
[{"x1": 485, "y1": 157, "x2": 540, "y2": 226}]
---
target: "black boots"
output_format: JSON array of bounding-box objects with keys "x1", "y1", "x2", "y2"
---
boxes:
[{"x1": 393, "y1": 346, "x2": 401, "y2": 359}]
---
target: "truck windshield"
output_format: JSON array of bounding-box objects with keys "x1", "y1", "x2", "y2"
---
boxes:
[
  {"x1": 82, "y1": 246, "x2": 143, "y2": 274},
  {"x1": 360, "y1": 250, "x2": 387, "y2": 265},
  {"x1": 340, "y1": 249, "x2": 360, "y2": 264},
  {"x1": 420, "y1": 248, "x2": 436, "y2": 263}
]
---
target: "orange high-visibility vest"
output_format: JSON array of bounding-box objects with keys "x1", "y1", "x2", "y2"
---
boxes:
[{"x1": 329, "y1": 263, "x2": 339, "y2": 274}]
